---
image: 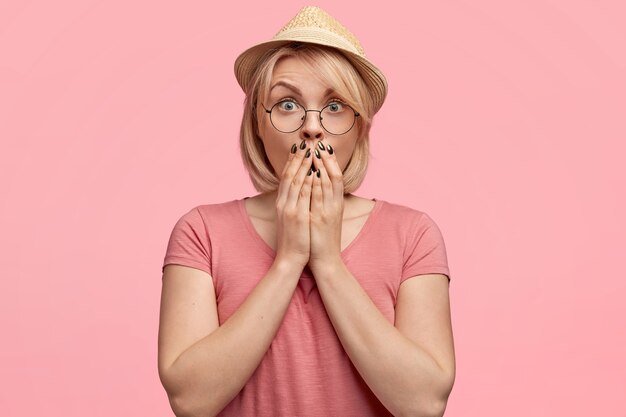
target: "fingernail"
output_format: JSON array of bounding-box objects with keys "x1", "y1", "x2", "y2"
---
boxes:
[
  {"x1": 299, "y1": 140, "x2": 306, "y2": 150},
  {"x1": 317, "y1": 141, "x2": 325, "y2": 151},
  {"x1": 327, "y1": 144, "x2": 334, "y2": 155},
  {"x1": 316, "y1": 169, "x2": 321, "y2": 178},
  {"x1": 291, "y1": 143, "x2": 297, "y2": 154},
  {"x1": 307, "y1": 167, "x2": 313, "y2": 176},
  {"x1": 305, "y1": 148, "x2": 311, "y2": 158},
  {"x1": 315, "y1": 149, "x2": 321, "y2": 159}
]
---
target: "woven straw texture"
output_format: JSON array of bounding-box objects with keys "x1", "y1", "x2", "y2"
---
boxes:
[
  {"x1": 274, "y1": 6, "x2": 365, "y2": 56},
  {"x1": 234, "y1": 6, "x2": 388, "y2": 113}
]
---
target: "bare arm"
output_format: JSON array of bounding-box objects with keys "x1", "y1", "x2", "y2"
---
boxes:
[
  {"x1": 159, "y1": 142, "x2": 315, "y2": 416},
  {"x1": 158, "y1": 259, "x2": 303, "y2": 417},
  {"x1": 311, "y1": 261, "x2": 455, "y2": 417}
]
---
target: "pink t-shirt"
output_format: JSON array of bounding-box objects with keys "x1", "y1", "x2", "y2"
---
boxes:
[{"x1": 162, "y1": 197, "x2": 450, "y2": 416}]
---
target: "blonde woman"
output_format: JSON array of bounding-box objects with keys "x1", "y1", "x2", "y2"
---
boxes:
[{"x1": 158, "y1": 6, "x2": 455, "y2": 417}]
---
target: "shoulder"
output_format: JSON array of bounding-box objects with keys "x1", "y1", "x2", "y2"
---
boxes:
[
  {"x1": 346, "y1": 195, "x2": 426, "y2": 222},
  {"x1": 193, "y1": 199, "x2": 240, "y2": 214},
  {"x1": 170, "y1": 199, "x2": 241, "y2": 230},
  {"x1": 375, "y1": 200, "x2": 447, "y2": 246},
  {"x1": 375, "y1": 199, "x2": 430, "y2": 225},
  {"x1": 181, "y1": 199, "x2": 241, "y2": 219}
]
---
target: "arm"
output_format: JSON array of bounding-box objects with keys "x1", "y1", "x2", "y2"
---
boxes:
[
  {"x1": 159, "y1": 141, "x2": 315, "y2": 416},
  {"x1": 158, "y1": 259, "x2": 303, "y2": 417},
  {"x1": 311, "y1": 260, "x2": 455, "y2": 417},
  {"x1": 308, "y1": 139, "x2": 454, "y2": 415}
]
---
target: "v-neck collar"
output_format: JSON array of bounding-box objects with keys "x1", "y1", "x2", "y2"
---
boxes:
[{"x1": 237, "y1": 197, "x2": 384, "y2": 261}]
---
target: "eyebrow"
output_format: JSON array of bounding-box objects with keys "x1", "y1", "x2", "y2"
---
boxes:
[
  {"x1": 269, "y1": 81, "x2": 336, "y2": 100},
  {"x1": 270, "y1": 81, "x2": 302, "y2": 96}
]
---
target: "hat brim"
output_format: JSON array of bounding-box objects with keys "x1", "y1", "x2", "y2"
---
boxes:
[{"x1": 234, "y1": 39, "x2": 388, "y2": 114}]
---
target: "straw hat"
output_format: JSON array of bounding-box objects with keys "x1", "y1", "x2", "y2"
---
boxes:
[{"x1": 234, "y1": 5, "x2": 388, "y2": 114}]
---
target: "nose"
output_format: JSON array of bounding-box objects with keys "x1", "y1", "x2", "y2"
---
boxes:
[{"x1": 300, "y1": 110, "x2": 324, "y2": 140}]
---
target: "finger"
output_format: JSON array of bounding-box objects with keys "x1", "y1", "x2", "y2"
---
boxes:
[
  {"x1": 298, "y1": 160, "x2": 314, "y2": 214},
  {"x1": 315, "y1": 155, "x2": 332, "y2": 206},
  {"x1": 285, "y1": 146, "x2": 313, "y2": 210},
  {"x1": 316, "y1": 141, "x2": 343, "y2": 203},
  {"x1": 311, "y1": 161, "x2": 323, "y2": 213},
  {"x1": 314, "y1": 141, "x2": 340, "y2": 202},
  {"x1": 280, "y1": 142, "x2": 299, "y2": 178},
  {"x1": 311, "y1": 145, "x2": 325, "y2": 207},
  {"x1": 277, "y1": 141, "x2": 307, "y2": 207}
]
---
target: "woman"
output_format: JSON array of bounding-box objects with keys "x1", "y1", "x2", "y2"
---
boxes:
[{"x1": 158, "y1": 6, "x2": 455, "y2": 417}]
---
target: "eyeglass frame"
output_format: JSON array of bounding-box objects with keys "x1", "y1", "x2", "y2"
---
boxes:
[{"x1": 261, "y1": 100, "x2": 360, "y2": 135}]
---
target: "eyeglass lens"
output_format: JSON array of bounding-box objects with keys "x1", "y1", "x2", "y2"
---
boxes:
[{"x1": 269, "y1": 101, "x2": 356, "y2": 135}]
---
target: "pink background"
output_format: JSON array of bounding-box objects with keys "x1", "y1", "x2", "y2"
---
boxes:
[{"x1": 1, "y1": 1, "x2": 624, "y2": 416}]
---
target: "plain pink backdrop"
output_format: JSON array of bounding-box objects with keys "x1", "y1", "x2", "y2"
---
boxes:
[{"x1": 1, "y1": 1, "x2": 624, "y2": 416}]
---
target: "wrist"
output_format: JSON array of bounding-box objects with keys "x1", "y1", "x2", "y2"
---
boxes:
[
  {"x1": 309, "y1": 255, "x2": 344, "y2": 276},
  {"x1": 273, "y1": 255, "x2": 307, "y2": 275}
]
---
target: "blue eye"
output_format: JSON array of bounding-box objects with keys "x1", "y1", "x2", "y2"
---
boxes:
[
  {"x1": 327, "y1": 102, "x2": 344, "y2": 112},
  {"x1": 278, "y1": 100, "x2": 299, "y2": 111}
]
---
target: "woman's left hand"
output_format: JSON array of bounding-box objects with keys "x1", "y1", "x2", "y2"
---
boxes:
[{"x1": 309, "y1": 141, "x2": 344, "y2": 272}]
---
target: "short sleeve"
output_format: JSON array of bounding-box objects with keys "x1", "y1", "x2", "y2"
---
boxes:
[
  {"x1": 162, "y1": 206, "x2": 212, "y2": 276},
  {"x1": 401, "y1": 212, "x2": 450, "y2": 283}
]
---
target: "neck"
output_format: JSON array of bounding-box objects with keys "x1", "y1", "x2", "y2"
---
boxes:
[{"x1": 253, "y1": 191, "x2": 356, "y2": 220}]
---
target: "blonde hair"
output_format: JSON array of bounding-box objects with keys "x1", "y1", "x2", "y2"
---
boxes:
[{"x1": 238, "y1": 42, "x2": 376, "y2": 194}]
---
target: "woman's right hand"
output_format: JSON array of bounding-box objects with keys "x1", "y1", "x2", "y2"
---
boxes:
[{"x1": 274, "y1": 140, "x2": 314, "y2": 269}]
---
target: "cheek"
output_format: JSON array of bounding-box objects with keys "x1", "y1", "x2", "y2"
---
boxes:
[
  {"x1": 338, "y1": 153, "x2": 351, "y2": 172},
  {"x1": 270, "y1": 152, "x2": 292, "y2": 180},
  {"x1": 261, "y1": 139, "x2": 291, "y2": 177},
  {"x1": 333, "y1": 137, "x2": 359, "y2": 171}
]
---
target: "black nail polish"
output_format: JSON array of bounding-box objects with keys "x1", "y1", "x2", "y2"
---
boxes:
[
  {"x1": 316, "y1": 169, "x2": 321, "y2": 178},
  {"x1": 307, "y1": 167, "x2": 313, "y2": 176},
  {"x1": 291, "y1": 143, "x2": 297, "y2": 154},
  {"x1": 299, "y1": 140, "x2": 306, "y2": 150},
  {"x1": 317, "y1": 141, "x2": 325, "y2": 151},
  {"x1": 305, "y1": 148, "x2": 311, "y2": 158},
  {"x1": 315, "y1": 149, "x2": 321, "y2": 159},
  {"x1": 327, "y1": 144, "x2": 334, "y2": 155}
]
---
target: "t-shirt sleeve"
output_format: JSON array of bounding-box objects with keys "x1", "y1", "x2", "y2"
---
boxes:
[
  {"x1": 162, "y1": 206, "x2": 212, "y2": 276},
  {"x1": 401, "y1": 211, "x2": 451, "y2": 283}
]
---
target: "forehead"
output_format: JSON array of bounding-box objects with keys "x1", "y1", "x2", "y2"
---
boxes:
[
  {"x1": 268, "y1": 55, "x2": 336, "y2": 96},
  {"x1": 272, "y1": 55, "x2": 317, "y2": 77}
]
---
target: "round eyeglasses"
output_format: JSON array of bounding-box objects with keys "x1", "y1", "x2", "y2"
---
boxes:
[{"x1": 262, "y1": 99, "x2": 360, "y2": 135}]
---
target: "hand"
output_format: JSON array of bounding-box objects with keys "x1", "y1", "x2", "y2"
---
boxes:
[
  {"x1": 308, "y1": 141, "x2": 344, "y2": 272},
  {"x1": 274, "y1": 141, "x2": 315, "y2": 269}
]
